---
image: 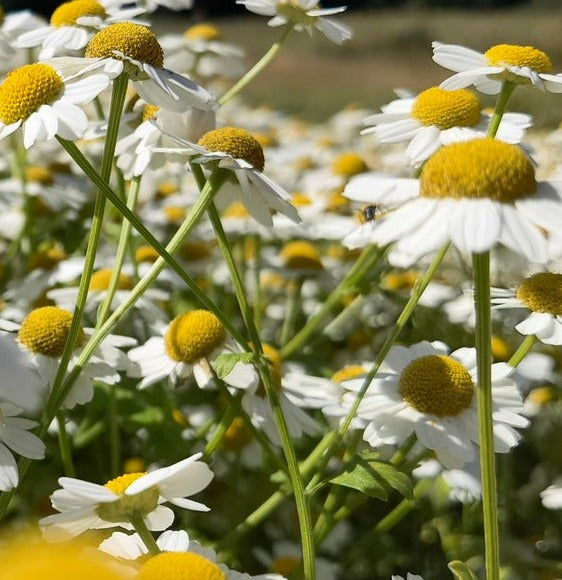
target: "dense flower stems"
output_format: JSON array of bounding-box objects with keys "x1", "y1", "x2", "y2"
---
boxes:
[
  {"x1": 508, "y1": 334, "x2": 538, "y2": 367},
  {"x1": 218, "y1": 23, "x2": 294, "y2": 106},
  {"x1": 281, "y1": 244, "x2": 387, "y2": 358},
  {"x1": 206, "y1": 201, "x2": 317, "y2": 580},
  {"x1": 473, "y1": 250, "x2": 500, "y2": 580},
  {"x1": 129, "y1": 512, "x2": 160, "y2": 556},
  {"x1": 306, "y1": 242, "x2": 451, "y2": 491}
]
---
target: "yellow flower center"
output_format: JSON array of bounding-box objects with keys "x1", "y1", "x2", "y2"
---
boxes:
[
  {"x1": 123, "y1": 457, "x2": 146, "y2": 473},
  {"x1": 97, "y1": 472, "x2": 159, "y2": 523},
  {"x1": 326, "y1": 189, "x2": 350, "y2": 213},
  {"x1": 28, "y1": 245, "x2": 66, "y2": 271},
  {"x1": 257, "y1": 343, "x2": 283, "y2": 396},
  {"x1": 221, "y1": 417, "x2": 253, "y2": 451},
  {"x1": 330, "y1": 365, "x2": 366, "y2": 382},
  {"x1": 222, "y1": 201, "x2": 250, "y2": 218},
  {"x1": 411, "y1": 87, "x2": 481, "y2": 129},
  {"x1": 50, "y1": 0, "x2": 107, "y2": 27},
  {"x1": 280, "y1": 240, "x2": 323, "y2": 270},
  {"x1": 135, "y1": 245, "x2": 160, "y2": 263},
  {"x1": 528, "y1": 386, "x2": 557, "y2": 406},
  {"x1": 485, "y1": 44, "x2": 552, "y2": 73},
  {"x1": 382, "y1": 270, "x2": 419, "y2": 291},
  {"x1": 164, "y1": 310, "x2": 226, "y2": 364},
  {"x1": 331, "y1": 152, "x2": 368, "y2": 177},
  {"x1": 156, "y1": 181, "x2": 179, "y2": 197},
  {"x1": 18, "y1": 306, "x2": 84, "y2": 358},
  {"x1": 420, "y1": 138, "x2": 536, "y2": 202},
  {"x1": 0, "y1": 64, "x2": 63, "y2": 125},
  {"x1": 85, "y1": 23, "x2": 164, "y2": 68},
  {"x1": 291, "y1": 192, "x2": 312, "y2": 206},
  {"x1": 270, "y1": 556, "x2": 300, "y2": 576},
  {"x1": 183, "y1": 23, "x2": 221, "y2": 41},
  {"x1": 491, "y1": 335, "x2": 511, "y2": 361},
  {"x1": 172, "y1": 408, "x2": 189, "y2": 428},
  {"x1": 26, "y1": 165, "x2": 55, "y2": 185},
  {"x1": 142, "y1": 103, "x2": 159, "y2": 123},
  {"x1": 277, "y1": 1, "x2": 319, "y2": 26},
  {"x1": 516, "y1": 272, "x2": 562, "y2": 315},
  {"x1": 399, "y1": 354, "x2": 474, "y2": 417},
  {"x1": 89, "y1": 268, "x2": 134, "y2": 291},
  {"x1": 137, "y1": 552, "x2": 225, "y2": 580},
  {"x1": 163, "y1": 205, "x2": 187, "y2": 223},
  {"x1": 197, "y1": 127, "x2": 265, "y2": 171},
  {"x1": 294, "y1": 156, "x2": 315, "y2": 171}
]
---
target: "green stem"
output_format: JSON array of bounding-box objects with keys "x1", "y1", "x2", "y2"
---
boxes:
[
  {"x1": 281, "y1": 244, "x2": 386, "y2": 358},
  {"x1": 129, "y1": 512, "x2": 160, "y2": 556},
  {"x1": 108, "y1": 384, "x2": 120, "y2": 477},
  {"x1": 473, "y1": 250, "x2": 500, "y2": 580},
  {"x1": 56, "y1": 412, "x2": 75, "y2": 477},
  {"x1": 486, "y1": 81, "x2": 516, "y2": 138},
  {"x1": 251, "y1": 234, "x2": 263, "y2": 329},
  {"x1": 13, "y1": 134, "x2": 33, "y2": 257},
  {"x1": 280, "y1": 278, "x2": 304, "y2": 346},
  {"x1": 202, "y1": 400, "x2": 237, "y2": 460},
  {"x1": 218, "y1": 23, "x2": 294, "y2": 105},
  {"x1": 508, "y1": 334, "x2": 537, "y2": 368}
]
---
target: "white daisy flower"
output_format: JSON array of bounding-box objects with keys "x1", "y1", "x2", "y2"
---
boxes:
[
  {"x1": 236, "y1": 0, "x2": 352, "y2": 45},
  {"x1": 0, "y1": 402, "x2": 45, "y2": 491},
  {"x1": 156, "y1": 126, "x2": 301, "y2": 227},
  {"x1": 540, "y1": 481, "x2": 562, "y2": 510},
  {"x1": 343, "y1": 138, "x2": 562, "y2": 265},
  {"x1": 345, "y1": 341, "x2": 529, "y2": 469},
  {"x1": 432, "y1": 41, "x2": 562, "y2": 94},
  {"x1": 0, "y1": 59, "x2": 110, "y2": 148},
  {"x1": 39, "y1": 452, "x2": 213, "y2": 541},
  {"x1": 361, "y1": 86, "x2": 531, "y2": 166},
  {"x1": 140, "y1": 0, "x2": 194, "y2": 11},
  {"x1": 15, "y1": 0, "x2": 148, "y2": 58},
  {"x1": 10, "y1": 306, "x2": 136, "y2": 409},
  {"x1": 492, "y1": 272, "x2": 562, "y2": 345},
  {"x1": 80, "y1": 21, "x2": 217, "y2": 112},
  {"x1": 392, "y1": 574, "x2": 424, "y2": 580},
  {"x1": 0, "y1": 9, "x2": 46, "y2": 61}
]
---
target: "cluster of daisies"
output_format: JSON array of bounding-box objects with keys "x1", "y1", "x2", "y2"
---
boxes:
[{"x1": 0, "y1": 0, "x2": 560, "y2": 578}]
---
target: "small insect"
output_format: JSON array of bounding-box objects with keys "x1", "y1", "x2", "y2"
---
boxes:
[{"x1": 357, "y1": 204, "x2": 379, "y2": 224}]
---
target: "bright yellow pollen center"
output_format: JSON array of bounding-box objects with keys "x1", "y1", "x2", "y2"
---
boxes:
[
  {"x1": 382, "y1": 270, "x2": 419, "y2": 291},
  {"x1": 183, "y1": 23, "x2": 221, "y2": 41},
  {"x1": 331, "y1": 152, "x2": 368, "y2": 177},
  {"x1": 270, "y1": 556, "x2": 300, "y2": 576},
  {"x1": 223, "y1": 201, "x2": 249, "y2": 218},
  {"x1": 137, "y1": 552, "x2": 226, "y2": 580},
  {"x1": 280, "y1": 240, "x2": 323, "y2": 270},
  {"x1": 135, "y1": 245, "x2": 160, "y2": 263},
  {"x1": 197, "y1": 127, "x2": 265, "y2": 171},
  {"x1": 164, "y1": 310, "x2": 226, "y2": 364},
  {"x1": 28, "y1": 245, "x2": 66, "y2": 271},
  {"x1": 411, "y1": 87, "x2": 481, "y2": 129},
  {"x1": 516, "y1": 272, "x2": 562, "y2": 315},
  {"x1": 18, "y1": 306, "x2": 84, "y2": 357},
  {"x1": 0, "y1": 64, "x2": 63, "y2": 125},
  {"x1": 291, "y1": 192, "x2": 312, "y2": 206},
  {"x1": 485, "y1": 44, "x2": 552, "y2": 73},
  {"x1": 89, "y1": 268, "x2": 134, "y2": 291},
  {"x1": 491, "y1": 335, "x2": 511, "y2": 361},
  {"x1": 221, "y1": 417, "x2": 254, "y2": 451},
  {"x1": 26, "y1": 165, "x2": 55, "y2": 185},
  {"x1": 420, "y1": 138, "x2": 536, "y2": 202},
  {"x1": 164, "y1": 205, "x2": 187, "y2": 223},
  {"x1": 399, "y1": 354, "x2": 474, "y2": 417},
  {"x1": 156, "y1": 181, "x2": 178, "y2": 197},
  {"x1": 528, "y1": 386, "x2": 557, "y2": 406},
  {"x1": 50, "y1": 0, "x2": 107, "y2": 27},
  {"x1": 97, "y1": 472, "x2": 159, "y2": 523},
  {"x1": 331, "y1": 365, "x2": 366, "y2": 382},
  {"x1": 142, "y1": 104, "x2": 159, "y2": 123},
  {"x1": 85, "y1": 23, "x2": 164, "y2": 68}
]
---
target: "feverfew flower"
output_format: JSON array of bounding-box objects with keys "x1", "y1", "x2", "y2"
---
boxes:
[
  {"x1": 540, "y1": 481, "x2": 562, "y2": 510},
  {"x1": 40, "y1": 453, "x2": 213, "y2": 541},
  {"x1": 347, "y1": 341, "x2": 528, "y2": 468},
  {"x1": 0, "y1": 60, "x2": 110, "y2": 148},
  {"x1": 492, "y1": 272, "x2": 562, "y2": 345},
  {"x1": 343, "y1": 138, "x2": 562, "y2": 265},
  {"x1": 433, "y1": 42, "x2": 562, "y2": 94},
  {"x1": 361, "y1": 86, "x2": 531, "y2": 166},
  {"x1": 237, "y1": 0, "x2": 352, "y2": 45}
]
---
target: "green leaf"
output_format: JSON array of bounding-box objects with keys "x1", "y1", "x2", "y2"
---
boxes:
[
  {"x1": 130, "y1": 407, "x2": 164, "y2": 425},
  {"x1": 448, "y1": 561, "x2": 478, "y2": 580},
  {"x1": 214, "y1": 352, "x2": 255, "y2": 378},
  {"x1": 330, "y1": 455, "x2": 413, "y2": 500}
]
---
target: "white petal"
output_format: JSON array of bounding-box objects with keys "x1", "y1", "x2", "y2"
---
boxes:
[{"x1": 448, "y1": 199, "x2": 501, "y2": 253}]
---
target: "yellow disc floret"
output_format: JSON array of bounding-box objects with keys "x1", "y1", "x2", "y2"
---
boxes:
[
  {"x1": 0, "y1": 64, "x2": 63, "y2": 125},
  {"x1": 28, "y1": 244, "x2": 66, "y2": 271},
  {"x1": 50, "y1": 0, "x2": 107, "y2": 27},
  {"x1": 197, "y1": 127, "x2": 265, "y2": 171},
  {"x1": 165, "y1": 310, "x2": 226, "y2": 364},
  {"x1": 89, "y1": 268, "x2": 134, "y2": 291},
  {"x1": 399, "y1": 354, "x2": 474, "y2": 417},
  {"x1": 97, "y1": 472, "x2": 159, "y2": 523},
  {"x1": 516, "y1": 272, "x2": 562, "y2": 315},
  {"x1": 142, "y1": 103, "x2": 159, "y2": 123},
  {"x1": 382, "y1": 270, "x2": 419, "y2": 291},
  {"x1": 485, "y1": 44, "x2": 552, "y2": 73},
  {"x1": 18, "y1": 306, "x2": 83, "y2": 358},
  {"x1": 331, "y1": 152, "x2": 368, "y2": 177},
  {"x1": 420, "y1": 138, "x2": 536, "y2": 202},
  {"x1": 183, "y1": 23, "x2": 221, "y2": 41},
  {"x1": 135, "y1": 245, "x2": 160, "y2": 264},
  {"x1": 280, "y1": 240, "x2": 323, "y2": 271},
  {"x1": 221, "y1": 417, "x2": 253, "y2": 452},
  {"x1": 260, "y1": 343, "x2": 283, "y2": 392},
  {"x1": 26, "y1": 166, "x2": 55, "y2": 185},
  {"x1": 137, "y1": 552, "x2": 226, "y2": 580},
  {"x1": 85, "y1": 23, "x2": 164, "y2": 68},
  {"x1": 331, "y1": 365, "x2": 366, "y2": 383},
  {"x1": 411, "y1": 87, "x2": 481, "y2": 129}
]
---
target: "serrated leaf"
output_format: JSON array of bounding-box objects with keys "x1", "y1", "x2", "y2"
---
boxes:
[
  {"x1": 214, "y1": 352, "x2": 255, "y2": 378},
  {"x1": 330, "y1": 455, "x2": 413, "y2": 500},
  {"x1": 448, "y1": 561, "x2": 478, "y2": 580}
]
